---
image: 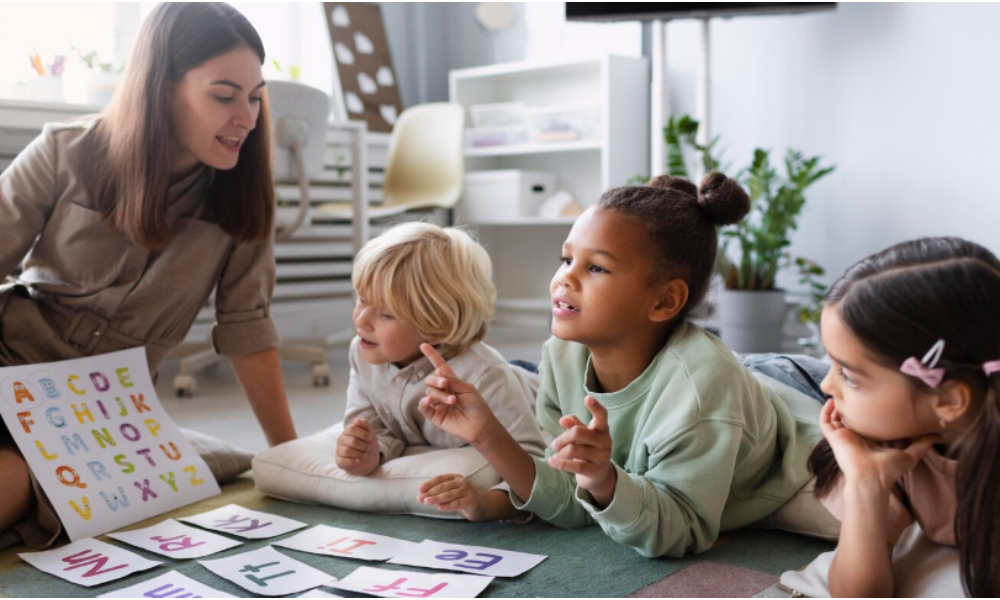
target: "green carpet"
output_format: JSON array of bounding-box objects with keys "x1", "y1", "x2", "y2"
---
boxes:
[{"x1": 0, "y1": 476, "x2": 833, "y2": 598}]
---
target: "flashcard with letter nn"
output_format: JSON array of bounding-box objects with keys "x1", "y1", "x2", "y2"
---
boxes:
[{"x1": 19, "y1": 538, "x2": 160, "y2": 587}]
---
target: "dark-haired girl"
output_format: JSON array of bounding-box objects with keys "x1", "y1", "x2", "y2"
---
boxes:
[
  {"x1": 807, "y1": 236, "x2": 1000, "y2": 597},
  {"x1": 0, "y1": 3, "x2": 296, "y2": 549},
  {"x1": 416, "y1": 173, "x2": 826, "y2": 557}
]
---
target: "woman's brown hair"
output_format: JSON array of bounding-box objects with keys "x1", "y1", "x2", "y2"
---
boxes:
[
  {"x1": 808, "y1": 236, "x2": 1000, "y2": 596},
  {"x1": 595, "y1": 172, "x2": 750, "y2": 323},
  {"x1": 87, "y1": 2, "x2": 274, "y2": 249}
]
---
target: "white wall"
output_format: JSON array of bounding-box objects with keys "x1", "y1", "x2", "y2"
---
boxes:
[{"x1": 662, "y1": 3, "x2": 1000, "y2": 288}]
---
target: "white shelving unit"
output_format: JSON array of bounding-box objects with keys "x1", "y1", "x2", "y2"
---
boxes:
[{"x1": 448, "y1": 55, "x2": 650, "y2": 315}]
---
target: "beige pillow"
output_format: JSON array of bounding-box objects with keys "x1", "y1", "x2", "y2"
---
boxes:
[
  {"x1": 780, "y1": 523, "x2": 965, "y2": 597},
  {"x1": 252, "y1": 422, "x2": 502, "y2": 518},
  {"x1": 181, "y1": 428, "x2": 255, "y2": 484},
  {"x1": 752, "y1": 478, "x2": 841, "y2": 541}
]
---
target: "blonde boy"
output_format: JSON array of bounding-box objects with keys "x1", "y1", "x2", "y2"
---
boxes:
[{"x1": 337, "y1": 222, "x2": 545, "y2": 521}]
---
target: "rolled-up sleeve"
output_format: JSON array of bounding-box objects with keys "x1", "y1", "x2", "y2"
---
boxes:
[
  {"x1": 1, "y1": 126, "x2": 58, "y2": 280},
  {"x1": 211, "y1": 230, "x2": 280, "y2": 356}
]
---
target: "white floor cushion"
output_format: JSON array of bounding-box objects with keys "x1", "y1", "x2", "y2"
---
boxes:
[
  {"x1": 779, "y1": 524, "x2": 965, "y2": 597},
  {"x1": 252, "y1": 422, "x2": 502, "y2": 519}
]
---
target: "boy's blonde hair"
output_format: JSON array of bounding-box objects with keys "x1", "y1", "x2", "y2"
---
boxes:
[{"x1": 352, "y1": 222, "x2": 496, "y2": 358}]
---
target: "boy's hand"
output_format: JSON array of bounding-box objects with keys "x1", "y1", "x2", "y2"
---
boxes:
[
  {"x1": 549, "y1": 396, "x2": 617, "y2": 508},
  {"x1": 417, "y1": 473, "x2": 489, "y2": 522},
  {"x1": 419, "y1": 343, "x2": 499, "y2": 445},
  {"x1": 336, "y1": 418, "x2": 381, "y2": 476}
]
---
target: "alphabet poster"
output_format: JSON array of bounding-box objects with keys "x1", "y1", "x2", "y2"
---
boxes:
[{"x1": 0, "y1": 348, "x2": 220, "y2": 541}]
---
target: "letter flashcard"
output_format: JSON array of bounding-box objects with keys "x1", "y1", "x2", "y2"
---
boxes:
[
  {"x1": 179, "y1": 504, "x2": 307, "y2": 539},
  {"x1": 328, "y1": 566, "x2": 493, "y2": 598},
  {"x1": 18, "y1": 538, "x2": 161, "y2": 587},
  {"x1": 107, "y1": 518, "x2": 243, "y2": 559},
  {"x1": 388, "y1": 539, "x2": 546, "y2": 578},
  {"x1": 296, "y1": 589, "x2": 344, "y2": 598},
  {"x1": 198, "y1": 546, "x2": 336, "y2": 597},
  {"x1": 97, "y1": 571, "x2": 236, "y2": 598},
  {"x1": 274, "y1": 525, "x2": 418, "y2": 562}
]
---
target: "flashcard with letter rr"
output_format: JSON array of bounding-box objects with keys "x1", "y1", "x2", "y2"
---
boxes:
[{"x1": 107, "y1": 518, "x2": 242, "y2": 558}]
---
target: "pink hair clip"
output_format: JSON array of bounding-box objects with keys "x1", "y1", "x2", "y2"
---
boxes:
[
  {"x1": 900, "y1": 339, "x2": 946, "y2": 388},
  {"x1": 985, "y1": 360, "x2": 1000, "y2": 377}
]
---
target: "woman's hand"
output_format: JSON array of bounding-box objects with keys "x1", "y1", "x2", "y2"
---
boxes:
[
  {"x1": 418, "y1": 343, "x2": 499, "y2": 445},
  {"x1": 336, "y1": 418, "x2": 381, "y2": 476},
  {"x1": 417, "y1": 474, "x2": 489, "y2": 521},
  {"x1": 820, "y1": 399, "x2": 938, "y2": 495},
  {"x1": 548, "y1": 396, "x2": 617, "y2": 508}
]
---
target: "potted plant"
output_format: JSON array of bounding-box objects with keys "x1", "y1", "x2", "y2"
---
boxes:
[
  {"x1": 73, "y1": 47, "x2": 123, "y2": 106},
  {"x1": 663, "y1": 116, "x2": 834, "y2": 353}
]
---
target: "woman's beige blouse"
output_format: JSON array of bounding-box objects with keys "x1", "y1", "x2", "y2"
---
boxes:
[{"x1": 0, "y1": 119, "x2": 280, "y2": 373}]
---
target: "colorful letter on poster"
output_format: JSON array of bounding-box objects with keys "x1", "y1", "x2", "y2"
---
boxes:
[{"x1": 0, "y1": 348, "x2": 221, "y2": 541}]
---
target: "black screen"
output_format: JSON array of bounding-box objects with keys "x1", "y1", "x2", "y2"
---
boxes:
[{"x1": 566, "y1": 3, "x2": 836, "y2": 22}]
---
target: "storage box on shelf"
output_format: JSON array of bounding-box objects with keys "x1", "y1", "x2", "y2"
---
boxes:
[{"x1": 456, "y1": 170, "x2": 558, "y2": 224}]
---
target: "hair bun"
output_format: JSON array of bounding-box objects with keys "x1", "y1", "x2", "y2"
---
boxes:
[
  {"x1": 698, "y1": 171, "x2": 750, "y2": 226},
  {"x1": 648, "y1": 174, "x2": 698, "y2": 198}
]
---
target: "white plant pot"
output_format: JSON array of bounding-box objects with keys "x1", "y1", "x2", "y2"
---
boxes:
[
  {"x1": 84, "y1": 72, "x2": 120, "y2": 106},
  {"x1": 717, "y1": 289, "x2": 787, "y2": 353}
]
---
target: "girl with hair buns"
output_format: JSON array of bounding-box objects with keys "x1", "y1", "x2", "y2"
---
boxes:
[
  {"x1": 806, "y1": 237, "x2": 1000, "y2": 597},
  {"x1": 417, "y1": 173, "x2": 827, "y2": 557}
]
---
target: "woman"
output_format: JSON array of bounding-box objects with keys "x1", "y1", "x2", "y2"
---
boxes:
[{"x1": 0, "y1": 3, "x2": 296, "y2": 549}]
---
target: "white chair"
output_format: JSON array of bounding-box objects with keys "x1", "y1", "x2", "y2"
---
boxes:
[{"x1": 316, "y1": 103, "x2": 465, "y2": 221}]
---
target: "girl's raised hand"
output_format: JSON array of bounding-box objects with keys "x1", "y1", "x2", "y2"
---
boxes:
[
  {"x1": 549, "y1": 396, "x2": 617, "y2": 507},
  {"x1": 820, "y1": 399, "x2": 939, "y2": 495},
  {"x1": 418, "y1": 343, "x2": 498, "y2": 444}
]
